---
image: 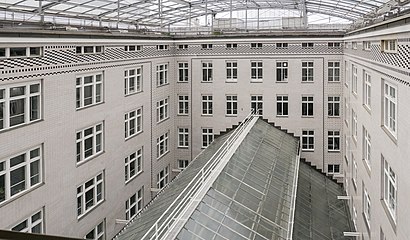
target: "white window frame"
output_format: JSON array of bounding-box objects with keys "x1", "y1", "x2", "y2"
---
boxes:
[
  {"x1": 125, "y1": 108, "x2": 142, "y2": 139},
  {"x1": 226, "y1": 61, "x2": 238, "y2": 82},
  {"x1": 1, "y1": 47, "x2": 43, "y2": 59},
  {"x1": 178, "y1": 44, "x2": 188, "y2": 50},
  {"x1": 250, "y1": 43, "x2": 263, "y2": 49},
  {"x1": 202, "y1": 62, "x2": 213, "y2": 82},
  {"x1": 156, "y1": 45, "x2": 169, "y2": 51},
  {"x1": 328, "y1": 42, "x2": 341, "y2": 49},
  {"x1": 156, "y1": 63, "x2": 168, "y2": 87},
  {"x1": 251, "y1": 61, "x2": 263, "y2": 81},
  {"x1": 363, "y1": 71, "x2": 371, "y2": 110},
  {"x1": 362, "y1": 127, "x2": 371, "y2": 169},
  {"x1": 178, "y1": 62, "x2": 189, "y2": 82},
  {"x1": 382, "y1": 157, "x2": 397, "y2": 221},
  {"x1": 352, "y1": 42, "x2": 358, "y2": 49},
  {"x1": 156, "y1": 98, "x2": 169, "y2": 123},
  {"x1": 126, "y1": 188, "x2": 143, "y2": 220},
  {"x1": 178, "y1": 160, "x2": 189, "y2": 170},
  {"x1": 11, "y1": 209, "x2": 43, "y2": 234},
  {"x1": 363, "y1": 41, "x2": 371, "y2": 51},
  {"x1": 124, "y1": 45, "x2": 142, "y2": 52},
  {"x1": 201, "y1": 44, "x2": 213, "y2": 50},
  {"x1": 328, "y1": 95, "x2": 340, "y2": 117},
  {"x1": 383, "y1": 81, "x2": 397, "y2": 137},
  {"x1": 352, "y1": 65, "x2": 358, "y2": 95},
  {"x1": 226, "y1": 43, "x2": 238, "y2": 49},
  {"x1": 76, "y1": 72, "x2": 103, "y2": 109},
  {"x1": 76, "y1": 46, "x2": 103, "y2": 54},
  {"x1": 302, "y1": 95, "x2": 314, "y2": 117},
  {"x1": 276, "y1": 43, "x2": 288, "y2": 49},
  {"x1": 302, "y1": 42, "x2": 314, "y2": 49},
  {"x1": 352, "y1": 109, "x2": 358, "y2": 142},
  {"x1": 381, "y1": 39, "x2": 397, "y2": 53},
  {"x1": 201, "y1": 95, "x2": 213, "y2": 116},
  {"x1": 344, "y1": 97, "x2": 349, "y2": 126},
  {"x1": 327, "y1": 164, "x2": 340, "y2": 174},
  {"x1": 178, "y1": 128, "x2": 189, "y2": 148},
  {"x1": 276, "y1": 61, "x2": 288, "y2": 82},
  {"x1": 363, "y1": 187, "x2": 371, "y2": 229},
  {"x1": 202, "y1": 128, "x2": 214, "y2": 148},
  {"x1": 156, "y1": 132, "x2": 169, "y2": 159},
  {"x1": 301, "y1": 61, "x2": 314, "y2": 82},
  {"x1": 352, "y1": 157, "x2": 357, "y2": 188},
  {"x1": 328, "y1": 130, "x2": 340, "y2": 152},
  {"x1": 276, "y1": 95, "x2": 288, "y2": 117},
  {"x1": 226, "y1": 95, "x2": 238, "y2": 116},
  {"x1": 77, "y1": 172, "x2": 104, "y2": 218},
  {"x1": 328, "y1": 61, "x2": 340, "y2": 82},
  {"x1": 178, "y1": 95, "x2": 189, "y2": 115},
  {"x1": 125, "y1": 147, "x2": 143, "y2": 183},
  {"x1": 301, "y1": 130, "x2": 314, "y2": 151},
  {"x1": 157, "y1": 166, "x2": 169, "y2": 190},
  {"x1": 124, "y1": 67, "x2": 142, "y2": 96},
  {"x1": 0, "y1": 81, "x2": 41, "y2": 131},
  {"x1": 76, "y1": 122, "x2": 103, "y2": 164},
  {"x1": 251, "y1": 95, "x2": 263, "y2": 116},
  {"x1": 85, "y1": 220, "x2": 105, "y2": 240}
]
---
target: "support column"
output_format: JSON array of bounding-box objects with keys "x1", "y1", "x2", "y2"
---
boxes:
[
  {"x1": 229, "y1": 0, "x2": 232, "y2": 28},
  {"x1": 205, "y1": 0, "x2": 208, "y2": 26},
  {"x1": 245, "y1": 0, "x2": 248, "y2": 31},
  {"x1": 117, "y1": 0, "x2": 120, "y2": 28},
  {"x1": 301, "y1": 0, "x2": 308, "y2": 28},
  {"x1": 38, "y1": 0, "x2": 44, "y2": 24},
  {"x1": 257, "y1": 8, "x2": 260, "y2": 30}
]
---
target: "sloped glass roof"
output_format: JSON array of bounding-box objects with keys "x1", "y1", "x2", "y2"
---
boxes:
[{"x1": 0, "y1": 0, "x2": 406, "y2": 29}]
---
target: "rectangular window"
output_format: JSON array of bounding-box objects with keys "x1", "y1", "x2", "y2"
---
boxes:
[
  {"x1": 352, "y1": 65, "x2": 358, "y2": 95},
  {"x1": 352, "y1": 206, "x2": 357, "y2": 230},
  {"x1": 363, "y1": 41, "x2": 371, "y2": 51},
  {"x1": 125, "y1": 147, "x2": 143, "y2": 183},
  {"x1": 276, "y1": 43, "x2": 288, "y2": 49},
  {"x1": 345, "y1": 134, "x2": 349, "y2": 163},
  {"x1": 124, "y1": 45, "x2": 142, "y2": 52},
  {"x1": 156, "y1": 63, "x2": 168, "y2": 87},
  {"x1": 352, "y1": 109, "x2": 357, "y2": 141},
  {"x1": 178, "y1": 44, "x2": 188, "y2": 50},
  {"x1": 363, "y1": 127, "x2": 371, "y2": 168},
  {"x1": 328, "y1": 96, "x2": 340, "y2": 117},
  {"x1": 201, "y1": 44, "x2": 213, "y2": 50},
  {"x1": 327, "y1": 164, "x2": 340, "y2": 174},
  {"x1": 0, "y1": 81, "x2": 41, "y2": 131},
  {"x1": 328, "y1": 42, "x2": 341, "y2": 49},
  {"x1": 76, "y1": 73, "x2": 103, "y2": 109},
  {"x1": 363, "y1": 187, "x2": 371, "y2": 228},
  {"x1": 85, "y1": 220, "x2": 104, "y2": 240},
  {"x1": 328, "y1": 130, "x2": 340, "y2": 151},
  {"x1": 124, "y1": 67, "x2": 142, "y2": 95},
  {"x1": 178, "y1": 95, "x2": 189, "y2": 115},
  {"x1": 302, "y1": 42, "x2": 314, "y2": 49},
  {"x1": 156, "y1": 45, "x2": 169, "y2": 51},
  {"x1": 77, "y1": 172, "x2": 104, "y2": 218},
  {"x1": 156, "y1": 98, "x2": 169, "y2": 123},
  {"x1": 381, "y1": 39, "x2": 397, "y2": 53},
  {"x1": 226, "y1": 43, "x2": 237, "y2": 49},
  {"x1": 302, "y1": 96, "x2": 314, "y2": 117},
  {"x1": 178, "y1": 128, "x2": 189, "y2": 148},
  {"x1": 76, "y1": 46, "x2": 103, "y2": 54},
  {"x1": 382, "y1": 157, "x2": 397, "y2": 220},
  {"x1": 226, "y1": 61, "x2": 238, "y2": 82},
  {"x1": 202, "y1": 62, "x2": 213, "y2": 82},
  {"x1": 202, "y1": 128, "x2": 214, "y2": 148},
  {"x1": 178, "y1": 160, "x2": 189, "y2": 170},
  {"x1": 0, "y1": 48, "x2": 5, "y2": 58},
  {"x1": 251, "y1": 61, "x2": 263, "y2": 81},
  {"x1": 302, "y1": 61, "x2": 314, "y2": 82},
  {"x1": 345, "y1": 60, "x2": 349, "y2": 87},
  {"x1": 276, "y1": 61, "x2": 288, "y2": 82},
  {"x1": 383, "y1": 81, "x2": 397, "y2": 136},
  {"x1": 344, "y1": 97, "x2": 349, "y2": 126},
  {"x1": 250, "y1": 43, "x2": 263, "y2": 49},
  {"x1": 276, "y1": 95, "x2": 288, "y2": 117},
  {"x1": 76, "y1": 123, "x2": 103, "y2": 163},
  {"x1": 201, "y1": 95, "x2": 213, "y2": 115},
  {"x1": 125, "y1": 108, "x2": 142, "y2": 139},
  {"x1": 352, "y1": 157, "x2": 357, "y2": 187},
  {"x1": 157, "y1": 166, "x2": 169, "y2": 190},
  {"x1": 328, "y1": 61, "x2": 340, "y2": 82},
  {"x1": 156, "y1": 132, "x2": 169, "y2": 159},
  {"x1": 352, "y1": 42, "x2": 358, "y2": 49},
  {"x1": 126, "y1": 188, "x2": 143, "y2": 220},
  {"x1": 226, "y1": 95, "x2": 238, "y2": 116},
  {"x1": 302, "y1": 130, "x2": 314, "y2": 151},
  {"x1": 363, "y1": 71, "x2": 371, "y2": 109},
  {"x1": 251, "y1": 95, "x2": 263, "y2": 116},
  {"x1": 178, "y1": 62, "x2": 189, "y2": 82},
  {"x1": 9, "y1": 47, "x2": 27, "y2": 57},
  {"x1": 12, "y1": 209, "x2": 43, "y2": 233}
]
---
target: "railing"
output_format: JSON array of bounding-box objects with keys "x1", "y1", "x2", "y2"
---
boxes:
[{"x1": 140, "y1": 111, "x2": 258, "y2": 240}]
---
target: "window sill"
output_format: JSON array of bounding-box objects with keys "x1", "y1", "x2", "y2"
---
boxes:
[
  {"x1": 0, "y1": 119, "x2": 43, "y2": 134},
  {"x1": 177, "y1": 113, "x2": 189, "y2": 116},
  {"x1": 125, "y1": 171, "x2": 143, "y2": 185},
  {"x1": 344, "y1": 155, "x2": 349, "y2": 165},
  {"x1": 77, "y1": 200, "x2": 105, "y2": 221},
  {"x1": 250, "y1": 79, "x2": 263, "y2": 83},
  {"x1": 201, "y1": 114, "x2": 213, "y2": 117},
  {"x1": 362, "y1": 159, "x2": 371, "y2": 177},
  {"x1": 381, "y1": 126, "x2": 398, "y2": 145},
  {"x1": 157, "y1": 151, "x2": 170, "y2": 160},
  {"x1": 77, "y1": 151, "x2": 104, "y2": 167},
  {"x1": 201, "y1": 81, "x2": 213, "y2": 83},
  {"x1": 276, "y1": 81, "x2": 288, "y2": 83},
  {"x1": 76, "y1": 101, "x2": 104, "y2": 111},
  {"x1": 177, "y1": 146, "x2": 189, "y2": 149},
  {"x1": 125, "y1": 90, "x2": 143, "y2": 97},
  {"x1": 351, "y1": 178, "x2": 357, "y2": 192},
  {"x1": 301, "y1": 116, "x2": 314, "y2": 118},
  {"x1": 344, "y1": 120, "x2": 349, "y2": 127},
  {"x1": 177, "y1": 81, "x2": 189, "y2": 83},
  {"x1": 226, "y1": 80, "x2": 238, "y2": 83},
  {"x1": 380, "y1": 200, "x2": 397, "y2": 232},
  {"x1": 276, "y1": 115, "x2": 288, "y2": 118},
  {"x1": 328, "y1": 150, "x2": 341, "y2": 153},
  {"x1": 225, "y1": 114, "x2": 238, "y2": 117},
  {"x1": 362, "y1": 213, "x2": 371, "y2": 234},
  {"x1": 328, "y1": 80, "x2": 341, "y2": 83},
  {"x1": 301, "y1": 81, "x2": 314, "y2": 83},
  {"x1": 363, "y1": 105, "x2": 372, "y2": 115},
  {"x1": 125, "y1": 131, "x2": 143, "y2": 142},
  {"x1": 157, "y1": 83, "x2": 170, "y2": 88},
  {"x1": 0, "y1": 182, "x2": 44, "y2": 208},
  {"x1": 157, "y1": 117, "x2": 169, "y2": 125},
  {"x1": 328, "y1": 116, "x2": 341, "y2": 118},
  {"x1": 302, "y1": 149, "x2": 314, "y2": 152}
]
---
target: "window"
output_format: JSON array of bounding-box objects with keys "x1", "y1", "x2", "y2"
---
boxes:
[
  {"x1": 383, "y1": 81, "x2": 397, "y2": 136},
  {"x1": 363, "y1": 71, "x2": 371, "y2": 109},
  {"x1": 363, "y1": 187, "x2": 371, "y2": 228},
  {"x1": 178, "y1": 160, "x2": 189, "y2": 170},
  {"x1": 302, "y1": 42, "x2": 314, "y2": 49},
  {"x1": 302, "y1": 130, "x2": 314, "y2": 151},
  {"x1": 202, "y1": 62, "x2": 213, "y2": 82},
  {"x1": 178, "y1": 95, "x2": 189, "y2": 115},
  {"x1": 124, "y1": 67, "x2": 142, "y2": 95},
  {"x1": 382, "y1": 157, "x2": 397, "y2": 220},
  {"x1": 363, "y1": 127, "x2": 371, "y2": 168},
  {"x1": 125, "y1": 148, "x2": 143, "y2": 183},
  {"x1": 276, "y1": 43, "x2": 288, "y2": 49},
  {"x1": 251, "y1": 95, "x2": 263, "y2": 115},
  {"x1": 328, "y1": 96, "x2": 340, "y2": 117},
  {"x1": 125, "y1": 108, "x2": 142, "y2": 139},
  {"x1": 302, "y1": 61, "x2": 314, "y2": 82},
  {"x1": 1, "y1": 47, "x2": 43, "y2": 58},
  {"x1": 363, "y1": 41, "x2": 371, "y2": 51},
  {"x1": 76, "y1": 123, "x2": 103, "y2": 163},
  {"x1": 85, "y1": 221, "x2": 104, "y2": 240},
  {"x1": 178, "y1": 44, "x2": 188, "y2": 50},
  {"x1": 156, "y1": 45, "x2": 169, "y2": 50},
  {"x1": 156, "y1": 132, "x2": 169, "y2": 159},
  {"x1": 178, "y1": 128, "x2": 189, "y2": 148},
  {"x1": 156, "y1": 98, "x2": 169, "y2": 123},
  {"x1": 352, "y1": 157, "x2": 357, "y2": 187},
  {"x1": 352, "y1": 65, "x2": 358, "y2": 95},
  {"x1": 381, "y1": 39, "x2": 397, "y2": 53},
  {"x1": 345, "y1": 60, "x2": 349, "y2": 87},
  {"x1": 250, "y1": 43, "x2": 262, "y2": 49},
  {"x1": 0, "y1": 48, "x2": 5, "y2": 58},
  {"x1": 226, "y1": 95, "x2": 238, "y2": 116},
  {"x1": 302, "y1": 96, "x2": 314, "y2": 117},
  {"x1": 344, "y1": 97, "x2": 349, "y2": 126},
  {"x1": 345, "y1": 135, "x2": 349, "y2": 163},
  {"x1": 328, "y1": 130, "x2": 340, "y2": 151},
  {"x1": 0, "y1": 81, "x2": 41, "y2": 131},
  {"x1": 352, "y1": 110, "x2": 357, "y2": 141},
  {"x1": 201, "y1": 44, "x2": 213, "y2": 49},
  {"x1": 327, "y1": 164, "x2": 340, "y2": 174},
  {"x1": 352, "y1": 42, "x2": 358, "y2": 49},
  {"x1": 328, "y1": 61, "x2": 340, "y2": 82},
  {"x1": 12, "y1": 209, "x2": 43, "y2": 233},
  {"x1": 156, "y1": 64, "x2": 168, "y2": 87},
  {"x1": 124, "y1": 45, "x2": 142, "y2": 52},
  {"x1": 251, "y1": 61, "x2": 263, "y2": 81},
  {"x1": 178, "y1": 62, "x2": 189, "y2": 82},
  {"x1": 352, "y1": 206, "x2": 358, "y2": 230},
  {"x1": 77, "y1": 172, "x2": 104, "y2": 218},
  {"x1": 126, "y1": 188, "x2": 143, "y2": 220},
  {"x1": 328, "y1": 42, "x2": 341, "y2": 49},
  {"x1": 201, "y1": 95, "x2": 213, "y2": 115},
  {"x1": 226, "y1": 43, "x2": 237, "y2": 49},
  {"x1": 157, "y1": 166, "x2": 169, "y2": 190},
  {"x1": 226, "y1": 61, "x2": 238, "y2": 81},
  {"x1": 276, "y1": 95, "x2": 288, "y2": 117},
  {"x1": 202, "y1": 128, "x2": 214, "y2": 148},
  {"x1": 276, "y1": 61, "x2": 288, "y2": 82},
  {"x1": 76, "y1": 73, "x2": 103, "y2": 109}
]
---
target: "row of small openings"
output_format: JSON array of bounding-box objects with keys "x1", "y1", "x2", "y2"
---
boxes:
[
  {"x1": 124, "y1": 45, "x2": 142, "y2": 52},
  {"x1": 75, "y1": 46, "x2": 104, "y2": 54},
  {"x1": 347, "y1": 39, "x2": 397, "y2": 53},
  {"x1": 193, "y1": 42, "x2": 342, "y2": 50},
  {"x1": 0, "y1": 47, "x2": 42, "y2": 59}
]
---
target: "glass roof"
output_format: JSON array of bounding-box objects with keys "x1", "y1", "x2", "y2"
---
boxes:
[{"x1": 0, "y1": 0, "x2": 405, "y2": 29}]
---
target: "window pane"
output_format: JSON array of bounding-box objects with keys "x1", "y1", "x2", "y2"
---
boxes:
[
  {"x1": 30, "y1": 161, "x2": 40, "y2": 186},
  {"x1": 85, "y1": 189, "x2": 94, "y2": 210},
  {"x1": 10, "y1": 99, "x2": 25, "y2": 126},
  {"x1": 10, "y1": 167, "x2": 26, "y2": 196},
  {"x1": 84, "y1": 86, "x2": 93, "y2": 106},
  {"x1": 0, "y1": 175, "x2": 5, "y2": 202},
  {"x1": 12, "y1": 220, "x2": 27, "y2": 232},
  {"x1": 10, "y1": 48, "x2": 26, "y2": 57},
  {"x1": 84, "y1": 137, "x2": 93, "y2": 159},
  {"x1": 30, "y1": 96, "x2": 40, "y2": 121},
  {"x1": 10, "y1": 154, "x2": 25, "y2": 167},
  {"x1": 0, "y1": 102, "x2": 3, "y2": 129},
  {"x1": 10, "y1": 87, "x2": 25, "y2": 97}
]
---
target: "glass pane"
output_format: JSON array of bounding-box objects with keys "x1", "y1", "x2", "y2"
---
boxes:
[
  {"x1": 85, "y1": 189, "x2": 94, "y2": 210},
  {"x1": 31, "y1": 223, "x2": 42, "y2": 233},
  {"x1": 30, "y1": 84, "x2": 40, "y2": 94},
  {"x1": 0, "y1": 102, "x2": 4, "y2": 129},
  {"x1": 30, "y1": 47, "x2": 41, "y2": 56},
  {"x1": 30, "y1": 160, "x2": 40, "y2": 185},
  {"x1": 9, "y1": 99, "x2": 25, "y2": 126},
  {"x1": 10, "y1": 47, "x2": 26, "y2": 57},
  {"x1": 12, "y1": 220, "x2": 27, "y2": 232},
  {"x1": 10, "y1": 153, "x2": 25, "y2": 167},
  {"x1": 84, "y1": 137, "x2": 94, "y2": 158},
  {"x1": 30, "y1": 96, "x2": 40, "y2": 121},
  {"x1": 84, "y1": 86, "x2": 93, "y2": 106},
  {"x1": 0, "y1": 48, "x2": 5, "y2": 57},
  {"x1": 84, "y1": 46, "x2": 94, "y2": 53},
  {"x1": 10, "y1": 86, "x2": 25, "y2": 97},
  {"x1": 10, "y1": 167, "x2": 26, "y2": 196},
  {"x1": 32, "y1": 211, "x2": 41, "y2": 222},
  {"x1": 0, "y1": 175, "x2": 5, "y2": 202},
  {"x1": 85, "y1": 230, "x2": 95, "y2": 239},
  {"x1": 30, "y1": 148, "x2": 40, "y2": 159}
]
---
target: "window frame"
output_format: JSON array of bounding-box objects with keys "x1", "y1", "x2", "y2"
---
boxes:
[
  {"x1": 382, "y1": 157, "x2": 397, "y2": 221},
  {"x1": 276, "y1": 95, "x2": 289, "y2": 117},
  {"x1": 328, "y1": 95, "x2": 340, "y2": 117},
  {"x1": 362, "y1": 127, "x2": 371, "y2": 169},
  {"x1": 125, "y1": 188, "x2": 143, "y2": 220},
  {"x1": 124, "y1": 67, "x2": 142, "y2": 96},
  {"x1": 226, "y1": 95, "x2": 238, "y2": 116},
  {"x1": 301, "y1": 61, "x2": 314, "y2": 82},
  {"x1": 276, "y1": 61, "x2": 288, "y2": 82},
  {"x1": 76, "y1": 122, "x2": 104, "y2": 164},
  {"x1": 202, "y1": 62, "x2": 213, "y2": 82},
  {"x1": 178, "y1": 127, "x2": 189, "y2": 148},
  {"x1": 301, "y1": 130, "x2": 314, "y2": 151},
  {"x1": 85, "y1": 220, "x2": 105, "y2": 240},
  {"x1": 327, "y1": 130, "x2": 340, "y2": 152},
  {"x1": 301, "y1": 95, "x2": 314, "y2": 117},
  {"x1": 328, "y1": 61, "x2": 340, "y2": 82},
  {"x1": 201, "y1": 128, "x2": 214, "y2": 148},
  {"x1": 363, "y1": 71, "x2": 371, "y2": 110},
  {"x1": 125, "y1": 147, "x2": 143, "y2": 183},
  {"x1": 156, "y1": 132, "x2": 169, "y2": 159},
  {"x1": 226, "y1": 61, "x2": 238, "y2": 82},
  {"x1": 383, "y1": 80, "x2": 397, "y2": 137},
  {"x1": 178, "y1": 62, "x2": 189, "y2": 82},
  {"x1": 76, "y1": 72, "x2": 103, "y2": 110},
  {"x1": 201, "y1": 95, "x2": 213, "y2": 116},
  {"x1": 156, "y1": 63, "x2": 169, "y2": 87},
  {"x1": 177, "y1": 95, "x2": 189, "y2": 116},
  {"x1": 250, "y1": 95, "x2": 263, "y2": 116},
  {"x1": 77, "y1": 172, "x2": 104, "y2": 218},
  {"x1": 11, "y1": 209, "x2": 43, "y2": 234},
  {"x1": 157, "y1": 166, "x2": 169, "y2": 190},
  {"x1": 156, "y1": 98, "x2": 169, "y2": 123},
  {"x1": 124, "y1": 107, "x2": 142, "y2": 140}
]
